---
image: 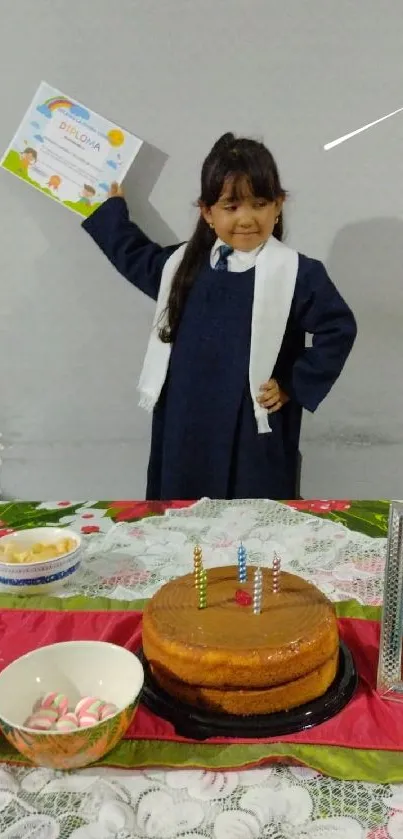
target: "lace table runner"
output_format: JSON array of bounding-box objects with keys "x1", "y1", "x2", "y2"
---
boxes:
[{"x1": 62, "y1": 498, "x2": 386, "y2": 607}]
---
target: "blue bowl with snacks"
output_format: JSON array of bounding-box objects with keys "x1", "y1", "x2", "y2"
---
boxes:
[{"x1": 0, "y1": 527, "x2": 82, "y2": 594}]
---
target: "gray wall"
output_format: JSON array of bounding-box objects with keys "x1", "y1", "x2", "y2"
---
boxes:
[{"x1": 1, "y1": 0, "x2": 402, "y2": 500}]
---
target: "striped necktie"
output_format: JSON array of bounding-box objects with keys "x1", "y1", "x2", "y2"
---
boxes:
[{"x1": 215, "y1": 244, "x2": 234, "y2": 271}]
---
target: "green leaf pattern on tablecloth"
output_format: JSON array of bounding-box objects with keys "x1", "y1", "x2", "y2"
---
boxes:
[
  {"x1": 0, "y1": 502, "x2": 84, "y2": 531},
  {"x1": 325, "y1": 504, "x2": 390, "y2": 538},
  {"x1": 0, "y1": 499, "x2": 391, "y2": 537},
  {"x1": 287, "y1": 500, "x2": 390, "y2": 538}
]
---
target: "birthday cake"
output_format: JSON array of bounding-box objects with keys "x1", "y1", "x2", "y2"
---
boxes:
[{"x1": 142, "y1": 565, "x2": 339, "y2": 716}]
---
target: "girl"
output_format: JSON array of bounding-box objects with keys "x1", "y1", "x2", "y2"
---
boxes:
[{"x1": 83, "y1": 133, "x2": 357, "y2": 501}]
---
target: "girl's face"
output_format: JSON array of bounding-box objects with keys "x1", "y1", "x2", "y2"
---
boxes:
[{"x1": 200, "y1": 177, "x2": 284, "y2": 252}]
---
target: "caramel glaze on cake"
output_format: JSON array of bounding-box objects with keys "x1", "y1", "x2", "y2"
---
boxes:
[{"x1": 142, "y1": 566, "x2": 339, "y2": 715}]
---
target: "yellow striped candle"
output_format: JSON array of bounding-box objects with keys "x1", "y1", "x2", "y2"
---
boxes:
[
  {"x1": 193, "y1": 545, "x2": 203, "y2": 590},
  {"x1": 198, "y1": 567, "x2": 207, "y2": 609}
]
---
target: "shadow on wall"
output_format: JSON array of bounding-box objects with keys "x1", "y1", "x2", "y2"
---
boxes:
[
  {"x1": 300, "y1": 218, "x2": 403, "y2": 497},
  {"x1": 26, "y1": 140, "x2": 180, "y2": 253},
  {"x1": 327, "y1": 216, "x2": 403, "y2": 311},
  {"x1": 315, "y1": 216, "x2": 403, "y2": 446},
  {"x1": 124, "y1": 141, "x2": 179, "y2": 247}
]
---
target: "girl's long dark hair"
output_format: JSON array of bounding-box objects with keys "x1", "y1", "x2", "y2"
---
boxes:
[{"x1": 159, "y1": 133, "x2": 286, "y2": 343}]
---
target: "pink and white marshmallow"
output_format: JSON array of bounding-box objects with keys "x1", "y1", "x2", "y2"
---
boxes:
[
  {"x1": 40, "y1": 692, "x2": 69, "y2": 717},
  {"x1": 55, "y1": 713, "x2": 79, "y2": 732},
  {"x1": 25, "y1": 708, "x2": 58, "y2": 730},
  {"x1": 99, "y1": 702, "x2": 118, "y2": 721},
  {"x1": 75, "y1": 696, "x2": 104, "y2": 719},
  {"x1": 78, "y1": 712, "x2": 98, "y2": 728}
]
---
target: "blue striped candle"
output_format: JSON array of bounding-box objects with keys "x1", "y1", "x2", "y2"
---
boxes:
[{"x1": 238, "y1": 543, "x2": 247, "y2": 582}]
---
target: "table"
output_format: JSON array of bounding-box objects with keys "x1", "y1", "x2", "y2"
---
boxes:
[{"x1": 0, "y1": 498, "x2": 395, "y2": 839}]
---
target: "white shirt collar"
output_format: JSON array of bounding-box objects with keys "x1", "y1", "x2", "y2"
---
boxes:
[{"x1": 212, "y1": 238, "x2": 264, "y2": 268}]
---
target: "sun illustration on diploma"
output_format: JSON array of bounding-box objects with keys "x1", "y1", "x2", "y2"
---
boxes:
[{"x1": 107, "y1": 128, "x2": 125, "y2": 147}]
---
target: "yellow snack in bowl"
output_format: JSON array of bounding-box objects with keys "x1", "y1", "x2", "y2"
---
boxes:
[{"x1": 0, "y1": 538, "x2": 77, "y2": 564}]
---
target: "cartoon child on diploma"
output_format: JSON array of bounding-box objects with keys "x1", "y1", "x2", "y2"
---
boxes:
[
  {"x1": 19, "y1": 147, "x2": 37, "y2": 174},
  {"x1": 48, "y1": 175, "x2": 61, "y2": 192},
  {"x1": 79, "y1": 184, "x2": 96, "y2": 207}
]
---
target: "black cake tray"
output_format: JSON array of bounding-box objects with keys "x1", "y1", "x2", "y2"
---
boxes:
[{"x1": 137, "y1": 641, "x2": 357, "y2": 741}]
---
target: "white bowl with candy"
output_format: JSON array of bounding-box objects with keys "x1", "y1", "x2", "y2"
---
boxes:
[
  {"x1": 0, "y1": 640, "x2": 144, "y2": 769},
  {"x1": 0, "y1": 527, "x2": 82, "y2": 593}
]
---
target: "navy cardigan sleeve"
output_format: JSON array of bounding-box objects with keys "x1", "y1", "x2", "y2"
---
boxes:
[
  {"x1": 82, "y1": 197, "x2": 180, "y2": 302},
  {"x1": 287, "y1": 257, "x2": 357, "y2": 413}
]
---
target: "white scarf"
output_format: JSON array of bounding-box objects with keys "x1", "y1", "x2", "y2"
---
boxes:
[{"x1": 138, "y1": 236, "x2": 299, "y2": 433}]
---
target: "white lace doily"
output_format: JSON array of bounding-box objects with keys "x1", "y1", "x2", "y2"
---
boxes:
[
  {"x1": 0, "y1": 499, "x2": 390, "y2": 837},
  {"x1": 60, "y1": 498, "x2": 385, "y2": 607},
  {"x1": 0, "y1": 763, "x2": 397, "y2": 839}
]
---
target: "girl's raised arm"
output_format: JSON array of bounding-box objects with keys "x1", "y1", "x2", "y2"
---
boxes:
[{"x1": 83, "y1": 196, "x2": 180, "y2": 302}]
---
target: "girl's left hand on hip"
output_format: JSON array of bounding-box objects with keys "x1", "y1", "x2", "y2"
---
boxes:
[{"x1": 257, "y1": 378, "x2": 290, "y2": 413}]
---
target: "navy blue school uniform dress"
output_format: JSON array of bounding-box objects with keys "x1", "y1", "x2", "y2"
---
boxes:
[{"x1": 83, "y1": 198, "x2": 357, "y2": 501}]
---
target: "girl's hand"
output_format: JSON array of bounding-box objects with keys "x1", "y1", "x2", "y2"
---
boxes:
[
  {"x1": 258, "y1": 378, "x2": 289, "y2": 414},
  {"x1": 108, "y1": 182, "x2": 124, "y2": 198}
]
